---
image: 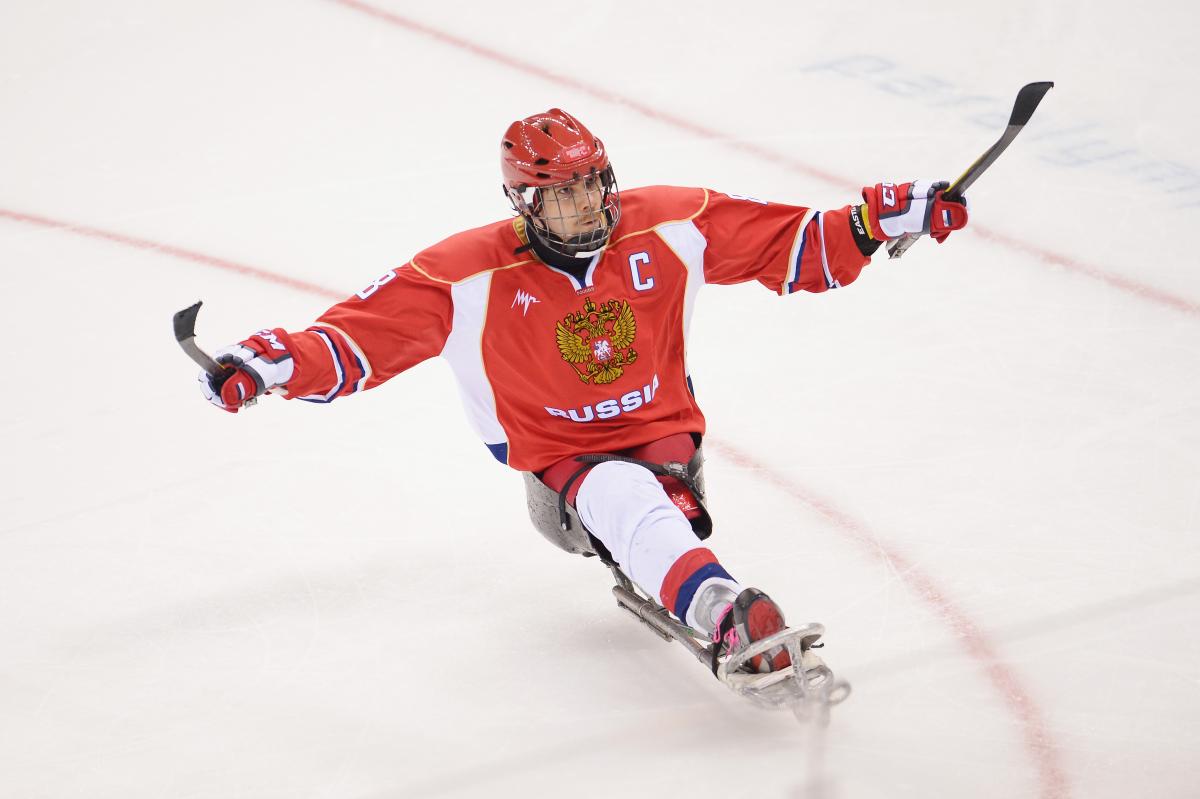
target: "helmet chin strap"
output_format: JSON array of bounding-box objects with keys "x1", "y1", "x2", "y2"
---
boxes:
[
  {"x1": 516, "y1": 219, "x2": 608, "y2": 272},
  {"x1": 534, "y1": 216, "x2": 612, "y2": 255},
  {"x1": 556, "y1": 229, "x2": 610, "y2": 257}
]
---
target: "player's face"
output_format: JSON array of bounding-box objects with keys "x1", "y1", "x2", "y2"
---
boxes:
[{"x1": 536, "y1": 173, "x2": 606, "y2": 242}]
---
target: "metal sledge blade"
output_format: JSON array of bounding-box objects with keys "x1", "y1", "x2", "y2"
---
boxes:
[
  {"x1": 611, "y1": 570, "x2": 850, "y2": 720},
  {"x1": 714, "y1": 623, "x2": 851, "y2": 722}
]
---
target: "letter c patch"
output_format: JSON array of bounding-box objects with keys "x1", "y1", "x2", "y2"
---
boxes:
[{"x1": 628, "y1": 252, "x2": 655, "y2": 292}]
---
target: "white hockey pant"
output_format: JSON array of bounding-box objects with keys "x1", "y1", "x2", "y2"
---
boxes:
[{"x1": 575, "y1": 460, "x2": 740, "y2": 632}]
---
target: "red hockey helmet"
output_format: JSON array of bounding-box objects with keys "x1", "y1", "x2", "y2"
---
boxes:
[
  {"x1": 501, "y1": 108, "x2": 608, "y2": 187},
  {"x1": 502, "y1": 108, "x2": 620, "y2": 256}
]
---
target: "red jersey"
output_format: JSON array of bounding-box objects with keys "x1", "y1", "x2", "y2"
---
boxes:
[{"x1": 272, "y1": 186, "x2": 871, "y2": 472}]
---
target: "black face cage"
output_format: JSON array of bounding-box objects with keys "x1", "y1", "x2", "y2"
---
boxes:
[{"x1": 506, "y1": 166, "x2": 621, "y2": 257}]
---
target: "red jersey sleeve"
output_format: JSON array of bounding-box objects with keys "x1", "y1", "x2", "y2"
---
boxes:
[
  {"x1": 278, "y1": 263, "x2": 453, "y2": 402},
  {"x1": 694, "y1": 190, "x2": 871, "y2": 295}
]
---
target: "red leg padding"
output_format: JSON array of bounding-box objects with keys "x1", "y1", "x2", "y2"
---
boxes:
[{"x1": 539, "y1": 433, "x2": 702, "y2": 519}]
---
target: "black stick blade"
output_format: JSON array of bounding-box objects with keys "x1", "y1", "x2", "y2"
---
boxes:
[
  {"x1": 173, "y1": 301, "x2": 203, "y2": 343},
  {"x1": 1008, "y1": 82, "x2": 1055, "y2": 127},
  {"x1": 172, "y1": 300, "x2": 226, "y2": 376}
]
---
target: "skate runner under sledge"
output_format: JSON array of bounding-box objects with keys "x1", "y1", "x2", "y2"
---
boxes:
[{"x1": 611, "y1": 567, "x2": 851, "y2": 720}]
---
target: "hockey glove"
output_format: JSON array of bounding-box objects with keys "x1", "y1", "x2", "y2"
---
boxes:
[
  {"x1": 860, "y1": 180, "x2": 968, "y2": 243},
  {"x1": 198, "y1": 329, "x2": 295, "y2": 413}
]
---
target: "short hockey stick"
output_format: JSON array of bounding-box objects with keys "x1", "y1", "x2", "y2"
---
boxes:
[
  {"x1": 887, "y1": 80, "x2": 1054, "y2": 259},
  {"x1": 174, "y1": 301, "x2": 259, "y2": 407},
  {"x1": 173, "y1": 301, "x2": 225, "y2": 376}
]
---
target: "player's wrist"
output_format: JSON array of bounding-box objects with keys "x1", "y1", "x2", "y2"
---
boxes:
[{"x1": 848, "y1": 203, "x2": 884, "y2": 256}]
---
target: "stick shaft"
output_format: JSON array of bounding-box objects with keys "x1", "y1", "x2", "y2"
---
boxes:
[{"x1": 887, "y1": 81, "x2": 1054, "y2": 259}]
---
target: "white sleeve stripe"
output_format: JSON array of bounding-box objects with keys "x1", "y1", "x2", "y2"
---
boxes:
[
  {"x1": 817, "y1": 212, "x2": 840, "y2": 290},
  {"x1": 311, "y1": 329, "x2": 345, "y2": 401},
  {"x1": 784, "y1": 208, "x2": 818, "y2": 294},
  {"x1": 312, "y1": 322, "x2": 372, "y2": 393}
]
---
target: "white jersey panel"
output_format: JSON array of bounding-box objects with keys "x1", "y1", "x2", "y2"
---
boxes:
[
  {"x1": 655, "y1": 219, "x2": 707, "y2": 376},
  {"x1": 441, "y1": 272, "x2": 507, "y2": 447}
]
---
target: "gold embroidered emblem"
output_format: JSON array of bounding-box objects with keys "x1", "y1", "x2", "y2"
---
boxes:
[{"x1": 555, "y1": 297, "x2": 638, "y2": 384}]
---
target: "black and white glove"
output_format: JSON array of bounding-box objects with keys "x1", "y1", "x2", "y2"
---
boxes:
[
  {"x1": 860, "y1": 180, "x2": 969, "y2": 243},
  {"x1": 198, "y1": 330, "x2": 294, "y2": 413}
]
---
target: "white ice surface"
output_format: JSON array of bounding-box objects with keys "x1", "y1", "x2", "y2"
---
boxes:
[{"x1": 2, "y1": 2, "x2": 1199, "y2": 798}]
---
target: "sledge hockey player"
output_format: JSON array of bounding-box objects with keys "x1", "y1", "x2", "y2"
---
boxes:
[{"x1": 198, "y1": 108, "x2": 968, "y2": 677}]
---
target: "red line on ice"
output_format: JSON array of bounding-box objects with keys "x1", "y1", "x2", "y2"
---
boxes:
[
  {"x1": 974, "y1": 228, "x2": 1200, "y2": 316},
  {"x1": 325, "y1": 0, "x2": 1199, "y2": 321},
  {"x1": 0, "y1": 199, "x2": 1072, "y2": 797},
  {"x1": 5, "y1": 8, "x2": 1113, "y2": 793},
  {"x1": 711, "y1": 440, "x2": 1070, "y2": 799},
  {"x1": 0, "y1": 208, "x2": 345, "y2": 300}
]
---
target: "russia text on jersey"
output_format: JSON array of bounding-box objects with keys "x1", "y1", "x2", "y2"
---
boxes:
[{"x1": 545, "y1": 374, "x2": 660, "y2": 423}]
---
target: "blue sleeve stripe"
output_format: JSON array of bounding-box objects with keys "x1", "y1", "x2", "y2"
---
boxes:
[
  {"x1": 348, "y1": 349, "x2": 366, "y2": 394},
  {"x1": 817, "y1": 212, "x2": 840, "y2": 289},
  {"x1": 786, "y1": 213, "x2": 815, "y2": 295},
  {"x1": 311, "y1": 329, "x2": 347, "y2": 401}
]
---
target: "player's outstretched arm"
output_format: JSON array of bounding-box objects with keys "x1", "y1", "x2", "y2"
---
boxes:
[
  {"x1": 695, "y1": 183, "x2": 968, "y2": 297},
  {"x1": 196, "y1": 263, "x2": 454, "y2": 414}
]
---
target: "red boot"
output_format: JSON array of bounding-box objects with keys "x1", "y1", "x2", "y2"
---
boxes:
[{"x1": 711, "y1": 588, "x2": 792, "y2": 674}]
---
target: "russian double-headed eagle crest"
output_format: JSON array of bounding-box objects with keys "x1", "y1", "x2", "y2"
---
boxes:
[{"x1": 555, "y1": 297, "x2": 638, "y2": 384}]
